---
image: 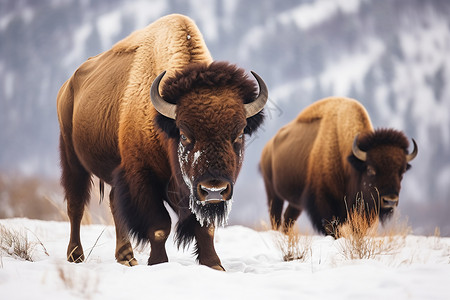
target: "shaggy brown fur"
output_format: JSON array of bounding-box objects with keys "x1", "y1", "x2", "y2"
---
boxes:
[
  {"x1": 57, "y1": 14, "x2": 266, "y2": 270},
  {"x1": 157, "y1": 61, "x2": 263, "y2": 138},
  {"x1": 260, "y1": 97, "x2": 417, "y2": 235}
]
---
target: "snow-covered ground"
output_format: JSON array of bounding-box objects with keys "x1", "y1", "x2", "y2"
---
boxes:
[{"x1": 0, "y1": 218, "x2": 449, "y2": 299}]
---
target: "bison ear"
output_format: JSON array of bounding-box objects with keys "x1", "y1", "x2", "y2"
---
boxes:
[
  {"x1": 155, "y1": 114, "x2": 179, "y2": 138},
  {"x1": 347, "y1": 154, "x2": 366, "y2": 173},
  {"x1": 244, "y1": 110, "x2": 265, "y2": 136},
  {"x1": 406, "y1": 163, "x2": 412, "y2": 171}
]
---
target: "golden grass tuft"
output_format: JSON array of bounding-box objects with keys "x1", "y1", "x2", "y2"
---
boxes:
[
  {"x1": 431, "y1": 226, "x2": 443, "y2": 251},
  {"x1": 336, "y1": 202, "x2": 382, "y2": 259},
  {"x1": 274, "y1": 224, "x2": 312, "y2": 262},
  {"x1": 336, "y1": 195, "x2": 411, "y2": 260},
  {"x1": 0, "y1": 224, "x2": 48, "y2": 261}
]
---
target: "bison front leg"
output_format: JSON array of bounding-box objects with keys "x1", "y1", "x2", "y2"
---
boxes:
[
  {"x1": 145, "y1": 199, "x2": 172, "y2": 265},
  {"x1": 113, "y1": 166, "x2": 172, "y2": 266},
  {"x1": 148, "y1": 224, "x2": 170, "y2": 265},
  {"x1": 194, "y1": 224, "x2": 224, "y2": 271}
]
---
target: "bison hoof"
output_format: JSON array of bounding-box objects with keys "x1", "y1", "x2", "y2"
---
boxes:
[
  {"x1": 67, "y1": 245, "x2": 84, "y2": 263},
  {"x1": 147, "y1": 255, "x2": 169, "y2": 266},
  {"x1": 210, "y1": 264, "x2": 226, "y2": 271},
  {"x1": 118, "y1": 257, "x2": 138, "y2": 267}
]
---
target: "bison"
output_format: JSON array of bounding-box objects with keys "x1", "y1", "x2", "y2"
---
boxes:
[
  {"x1": 260, "y1": 97, "x2": 417, "y2": 235},
  {"x1": 57, "y1": 14, "x2": 268, "y2": 270}
]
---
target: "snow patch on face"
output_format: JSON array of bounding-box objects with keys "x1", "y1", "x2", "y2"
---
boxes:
[
  {"x1": 193, "y1": 150, "x2": 202, "y2": 165},
  {"x1": 238, "y1": 147, "x2": 244, "y2": 165},
  {"x1": 178, "y1": 143, "x2": 193, "y2": 189},
  {"x1": 178, "y1": 143, "x2": 231, "y2": 227}
]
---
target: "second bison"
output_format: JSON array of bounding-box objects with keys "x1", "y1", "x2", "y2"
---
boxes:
[{"x1": 260, "y1": 97, "x2": 417, "y2": 235}]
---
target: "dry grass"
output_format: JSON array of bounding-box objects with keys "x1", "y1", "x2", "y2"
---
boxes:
[
  {"x1": 0, "y1": 172, "x2": 113, "y2": 226},
  {"x1": 42, "y1": 179, "x2": 113, "y2": 226},
  {"x1": 265, "y1": 194, "x2": 414, "y2": 263},
  {"x1": 337, "y1": 213, "x2": 383, "y2": 259},
  {"x1": 66, "y1": 226, "x2": 108, "y2": 264},
  {"x1": 431, "y1": 226, "x2": 443, "y2": 251},
  {"x1": 44, "y1": 194, "x2": 93, "y2": 226},
  {"x1": 0, "y1": 224, "x2": 48, "y2": 261},
  {"x1": 336, "y1": 196, "x2": 411, "y2": 260},
  {"x1": 85, "y1": 227, "x2": 107, "y2": 262},
  {"x1": 0, "y1": 173, "x2": 63, "y2": 220},
  {"x1": 274, "y1": 225, "x2": 312, "y2": 262},
  {"x1": 57, "y1": 264, "x2": 99, "y2": 298}
]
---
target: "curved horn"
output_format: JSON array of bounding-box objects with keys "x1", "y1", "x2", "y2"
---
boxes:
[
  {"x1": 245, "y1": 71, "x2": 269, "y2": 118},
  {"x1": 150, "y1": 71, "x2": 177, "y2": 119},
  {"x1": 406, "y1": 138, "x2": 418, "y2": 162},
  {"x1": 352, "y1": 134, "x2": 367, "y2": 162}
]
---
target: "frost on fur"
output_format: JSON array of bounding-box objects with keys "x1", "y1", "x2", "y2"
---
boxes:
[{"x1": 178, "y1": 143, "x2": 232, "y2": 227}]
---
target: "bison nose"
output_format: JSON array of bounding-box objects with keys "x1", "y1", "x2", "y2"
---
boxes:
[
  {"x1": 197, "y1": 180, "x2": 232, "y2": 204},
  {"x1": 381, "y1": 194, "x2": 399, "y2": 208}
]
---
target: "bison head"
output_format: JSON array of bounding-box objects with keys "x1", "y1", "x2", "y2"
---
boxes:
[
  {"x1": 348, "y1": 129, "x2": 418, "y2": 220},
  {"x1": 151, "y1": 62, "x2": 267, "y2": 226}
]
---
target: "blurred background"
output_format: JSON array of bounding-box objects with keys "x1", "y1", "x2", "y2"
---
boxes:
[{"x1": 1, "y1": 0, "x2": 449, "y2": 235}]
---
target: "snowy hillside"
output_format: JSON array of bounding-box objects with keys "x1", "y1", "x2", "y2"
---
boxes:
[
  {"x1": 1, "y1": 0, "x2": 450, "y2": 234},
  {"x1": 0, "y1": 218, "x2": 449, "y2": 299}
]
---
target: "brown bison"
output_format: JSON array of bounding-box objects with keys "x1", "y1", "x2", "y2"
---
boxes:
[
  {"x1": 260, "y1": 97, "x2": 417, "y2": 235},
  {"x1": 57, "y1": 14, "x2": 268, "y2": 270}
]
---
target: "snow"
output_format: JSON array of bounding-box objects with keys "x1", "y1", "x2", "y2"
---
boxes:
[
  {"x1": 279, "y1": 0, "x2": 361, "y2": 30},
  {"x1": 3, "y1": 72, "x2": 14, "y2": 100},
  {"x1": 117, "y1": 0, "x2": 168, "y2": 34},
  {"x1": 193, "y1": 150, "x2": 202, "y2": 165},
  {"x1": 1, "y1": 218, "x2": 449, "y2": 299},
  {"x1": 396, "y1": 12, "x2": 450, "y2": 144},
  {"x1": 177, "y1": 143, "x2": 192, "y2": 187},
  {"x1": 190, "y1": 0, "x2": 219, "y2": 41},
  {"x1": 63, "y1": 23, "x2": 93, "y2": 67},
  {"x1": 220, "y1": 0, "x2": 239, "y2": 33},
  {"x1": 96, "y1": 11, "x2": 122, "y2": 50},
  {"x1": 320, "y1": 38, "x2": 385, "y2": 96}
]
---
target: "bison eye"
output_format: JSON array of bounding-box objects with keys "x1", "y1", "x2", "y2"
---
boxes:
[
  {"x1": 180, "y1": 133, "x2": 192, "y2": 146},
  {"x1": 233, "y1": 132, "x2": 244, "y2": 145},
  {"x1": 233, "y1": 132, "x2": 244, "y2": 153},
  {"x1": 367, "y1": 165, "x2": 376, "y2": 176}
]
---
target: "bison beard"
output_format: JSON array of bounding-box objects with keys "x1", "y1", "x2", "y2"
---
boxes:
[{"x1": 189, "y1": 197, "x2": 232, "y2": 228}]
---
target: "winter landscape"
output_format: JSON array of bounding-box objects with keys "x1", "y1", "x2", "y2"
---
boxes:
[
  {"x1": 2, "y1": 0, "x2": 450, "y2": 234},
  {"x1": 1, "y1": 218, "x2": 449, "y2": 299},
  {"x1": 1, "y1": 0, "x2": 450, "y2": 299}
]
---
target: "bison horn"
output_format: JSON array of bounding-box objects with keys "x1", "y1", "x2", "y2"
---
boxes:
[
  {"x1": 352, "y1": 134, "x2": 367, "y2": 162},
  {"x1": 406, "y1": 138, "x2": 418, "y2": 162},
  {"x1": 151, "y1": 70, "x2": 268, "y2": 120},
  {"x1": 150, "y1": 71, "x2": 177, "y2": 119},
  {"x1": 245, "y1": 71, "x2": 269, "y2": 118}
]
